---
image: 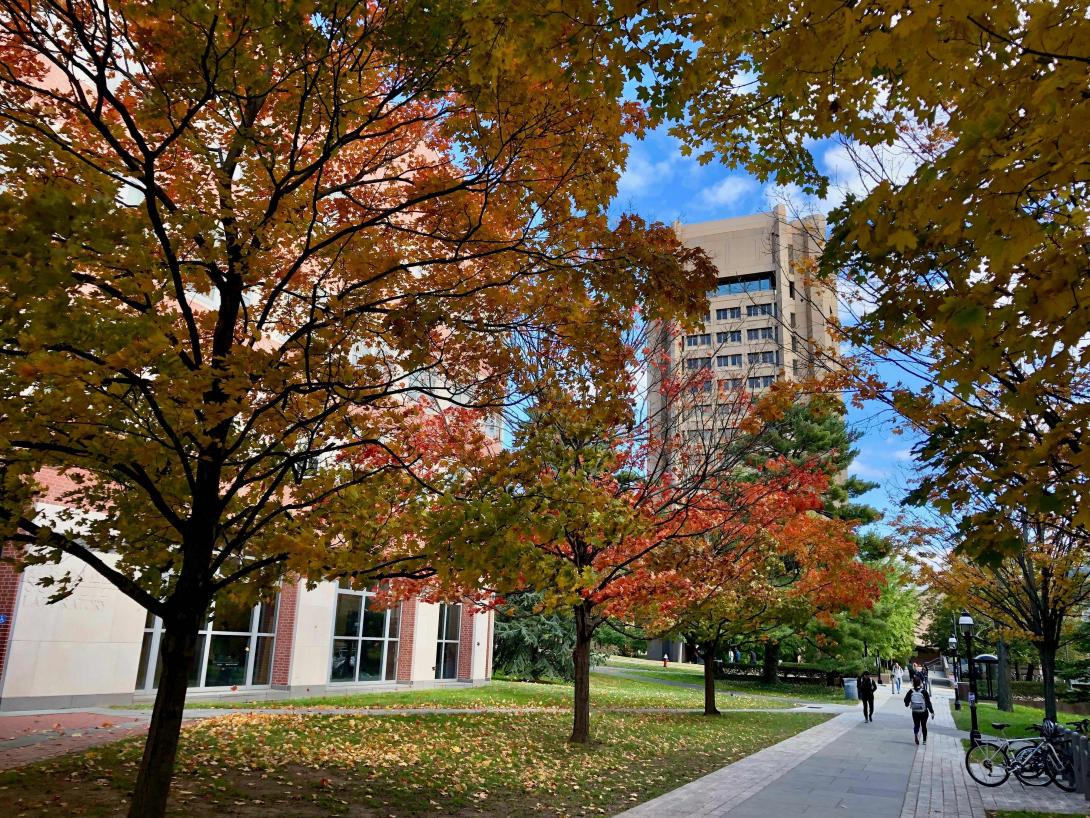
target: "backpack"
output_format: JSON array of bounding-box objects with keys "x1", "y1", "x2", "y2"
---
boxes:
[{"x1": 909, "y1": 688, "x2": 927, "y2": 712}]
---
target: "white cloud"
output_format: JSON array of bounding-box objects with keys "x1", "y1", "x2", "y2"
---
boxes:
[
  {"x1": 698, "y1": 175, "x2": 757, "y2": 209},
  {"x1": 849, "y1": 459, "x2": 890, "y2": 481},
  {"x1": 617, "y1": 149, "x2": 679, "y2": 198}
]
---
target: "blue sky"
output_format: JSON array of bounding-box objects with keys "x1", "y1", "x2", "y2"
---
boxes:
[{"x1": 608, "y1": 126, "x2": 922, "y2": 527}]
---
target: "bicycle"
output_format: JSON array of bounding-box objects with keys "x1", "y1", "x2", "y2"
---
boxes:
[{"x1": 964, "y1": 720, "x2": 1074, "y2": 789}]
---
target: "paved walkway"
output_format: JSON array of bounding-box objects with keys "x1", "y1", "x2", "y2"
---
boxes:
[
  {"x1": 0, "y1": 710, "x2": 152, "y2": 770},
  {"x1": 617, "y1": 687, "x2": 1090, "y2": 818}
]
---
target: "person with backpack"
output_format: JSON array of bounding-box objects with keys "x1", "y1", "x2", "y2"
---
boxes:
[
  {"x1": 904, "y1": 677, "x2": 935, "y2": 745},
  {"x1": 859, "y1": 670, "x2": 878, "y2": 722}
]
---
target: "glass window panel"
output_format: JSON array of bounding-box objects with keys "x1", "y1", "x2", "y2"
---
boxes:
[
  {"x1": 255, "y1": 600, "x2": 278, "y2": 635},
  {"x1": 358, "y1": 641, "x2": 383, "y2": 681},
  {"x1": 187, "y1": 634, "x2": 207, "y2": 686},
  {"x1": 361, "y1": 597, "x2": 387, "y2": 638},
  {"x1": 212, "y1": 597, "x2": 254, "y2": 633},
  {"x1": 204, "y1": 635, "x2": 249, "y2": 687},
  {"x1": 251, "y1": 636, "x2": 274, "y2": 686},
  {"x1": 385, "y1": 641, "x2": 399, "y2": 681},
  {"x1": 144, "y1": 610, "x2": 156, "y2": 629},
  {"x1": 442, "y1": 643, "x2": 459, "y2": 679},
  {"x1": 387, "y1": 604, "x2": 400, "y2": 640},
  {"x1": 135, "y1": 632, "x2": 155, "y2": 690},
  {"x1": 435, "y1": 643, "x2": 446, "y2": 680},
  {"x1": 334, "y1": 594, "x2": 362, "y2": 637},
  {"x1": 444, "y1": 605, "x2": 461, "y2": 641},
  {"x1": 330, "y1": 639, "x2": 358, "y2": 681}
]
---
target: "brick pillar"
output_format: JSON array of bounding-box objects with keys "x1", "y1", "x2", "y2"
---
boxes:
[
  {"x1": 270, "y1": 580, "x2": 300, "y2": 686},
  {"x1": 396, "y1": 598, "x2": 416, "y2": 682},
  {"x1": 0, "y1": 560, "x2": 23, "y2": 696},
  {"x1": 456, "y1": 604, "x2": 474, "y2": 681}
]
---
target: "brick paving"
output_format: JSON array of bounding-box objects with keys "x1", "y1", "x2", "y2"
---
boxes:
[
  {"x1": 902, "y1": 687, "x2": 1089, "y2": 817},
  {"x1": 0, "y1": 710, "x2": 151, "y2": 770}
]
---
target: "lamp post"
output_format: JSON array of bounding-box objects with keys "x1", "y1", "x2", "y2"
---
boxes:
[
  {"x1": 959, "y1": 610, "x2": 981, "y2": 743},
  {"x1": 948, "y1": 635, "x2": 961, "y2": 710}
]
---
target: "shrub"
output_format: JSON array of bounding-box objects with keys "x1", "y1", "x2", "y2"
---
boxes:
[{"x1": 1010, "y1": 680, "x2": 1045, "y2": 698}]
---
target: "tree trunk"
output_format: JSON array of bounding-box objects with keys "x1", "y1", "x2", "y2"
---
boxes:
[
  {"x1": 702, "y1": 640, "x2": 720, "y2": 716},
  {"x1": 1024, "y1": 662, "x2": 1036, "y2": 682},
  {"x1": 1038, "y1": 643, "x2": 1058, "y2": 723},
  {"x1": 996, "y1": 638, "x2": 1013, "y2": 712},
  {"x1": 128, "y1": 612, "x2": 202, "y2": 818},
  {"x1": 570, "y1": 604, "x2": 594, "y2": 744},
  {"x1": 762, "y1": 641, "x2": 780, "y2": 684}
]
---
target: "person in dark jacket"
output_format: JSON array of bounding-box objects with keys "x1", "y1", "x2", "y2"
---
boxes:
[
  {"x1": 859, "y1": 671, "x2": 878, "y2": 722},
  {"x1": 904, "y1": 677, "x2": 935, "y2": 745}
]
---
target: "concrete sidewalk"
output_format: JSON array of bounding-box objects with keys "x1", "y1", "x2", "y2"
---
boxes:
[{"x1": 616, "y1": 687, "x2": 1090, "y2": 818}]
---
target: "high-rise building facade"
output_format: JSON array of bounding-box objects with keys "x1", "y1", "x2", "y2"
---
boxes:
[
  {"x1": 648, "y1": 206, "x2": 836, "y2": 436},
  {"x1": 645, "y1": 206, "x2": 837, "y2": 663}
]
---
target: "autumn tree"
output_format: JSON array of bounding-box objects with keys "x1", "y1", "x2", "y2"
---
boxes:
[
  {"x1": 425, "y1": 331, "x2": 821, "y2": 742},
  {"x1": 642, "y1": 2, "x2": 1090, "y2": 564},
  {"x1": 0, "y1": 3, "x2": 713, "y2": 814},
  {"x1": 656, "y1": 507, "x2": 880, "y2": 715},
  {"x1": 919, "y1": 517, "x2": 1090, "y2": 721}
]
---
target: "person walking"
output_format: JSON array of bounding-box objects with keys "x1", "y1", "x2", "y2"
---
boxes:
[
  {"x1": 891, "y1": 661, "x2": 903, "y2": 694},
  {"x1": 859, "y1": 670, "x2": 878, "y2": 722},
  {"x1": 904, "y1": 677, "x2": 935, "y2": 745}
]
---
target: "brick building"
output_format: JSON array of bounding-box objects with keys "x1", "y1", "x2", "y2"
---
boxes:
[{"x1": 0, "y1": 470, "x2": 494, "y2": 710}]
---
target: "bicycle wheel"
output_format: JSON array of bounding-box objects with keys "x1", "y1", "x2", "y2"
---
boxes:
[
  {"x1": 966, "y1": 741, "x2": 1010, "y2": 787},
  {"x1": 1044, "y1": 750, "x2": 1077, "y2": 792},
  {"x1": 1011, "y1": 745, "x2": 1051, "y2": 786}
]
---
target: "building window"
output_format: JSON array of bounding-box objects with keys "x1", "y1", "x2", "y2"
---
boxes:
[
  {"x1": 135, "y1": 597, "x2": 278, "y2": 692},
  {"x1": 714, "y1": 273, "x2": 774, "y2": 297},
  {"x1": 685, "y1": 357, "x2": 712, "y2": 370},
  {"x1": 716, "y1": 307, "x2": 742, "y2": 321},
  {"x1": 789, "y1": 281, "x2": 796, "y2": 299},
  {"x1": 717, "y1": 354, "x2": 743, "y2": 367},
  {"x1": 717, "y1": 330, "x2": 741, "y2": 344},
  {"x1": 746, "y1": 303, "x2": 774, "y2": 317},
  {"x1": 435, "y1": 603, "x2": 461, "y2": 679},
  {"x1": 685, "y1": 333, "x2": 711, "y2": 347},
  {"x1": 746, "y1": 327, "x2": 776, "y2": 341},
  {"x1": 748, "y1": 351, "x2": 778, "y2": 365},
  {"x1": 747, "y1": 375, "x2": 776, "y2": 389},
  {"x1": 330, "y1": 581, "x2": 400, "y2": 683},
  {"x1": 792, "y1": 335, "x2": 799, "y2": 353},
  {"x1": 790, "y1": 312, "x2": 796, "y2": 328},
  {"x1": 720, "y1": 378, "x2": 743, "y2": 390}
]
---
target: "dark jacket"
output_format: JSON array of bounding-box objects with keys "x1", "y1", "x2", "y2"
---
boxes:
[
  {"x1": 903, "y1": 686, "x2": 935, "y2": 716},
  {"x1": 858, "y1": 676, "x2": 878, "y2": 699}
]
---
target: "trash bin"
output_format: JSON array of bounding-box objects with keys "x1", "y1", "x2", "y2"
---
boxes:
[{"x1": 843, "y1": 677, "x2": 858, "y2": 700}]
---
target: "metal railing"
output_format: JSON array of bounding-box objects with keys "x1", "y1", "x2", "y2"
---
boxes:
[{"x1": 1057, "y1": 724, "x2": 1090, "y2": 800}]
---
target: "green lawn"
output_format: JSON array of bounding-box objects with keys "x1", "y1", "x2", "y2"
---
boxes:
[
  {"x1": 949, "y1": 699, "x2": 1065, "y2": 739},
  {"x1": 1, "y1": 709, "x2": 830, "y2": 816},
  {"x1": 182, "y1": 672, "x2": 790, "y2": 712},
  {"x1": 607, "y1": 656, "x2": 847, "y2": 703}
]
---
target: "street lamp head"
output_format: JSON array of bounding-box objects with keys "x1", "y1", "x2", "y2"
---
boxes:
[
  {"x1": 958, "y1": 610, "x2": 974, "y2": 635},
  {"x1": 948, "y1": 636, "x2": 957, "y2": 651}
]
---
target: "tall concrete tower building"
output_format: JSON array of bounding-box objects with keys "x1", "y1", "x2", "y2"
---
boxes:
[
  {"x1": 648, "y1": 206, "x2": 837, "y2": 443},
  {"x1": 644, "y1": 207, "x2": 838, "y2": 665}
]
